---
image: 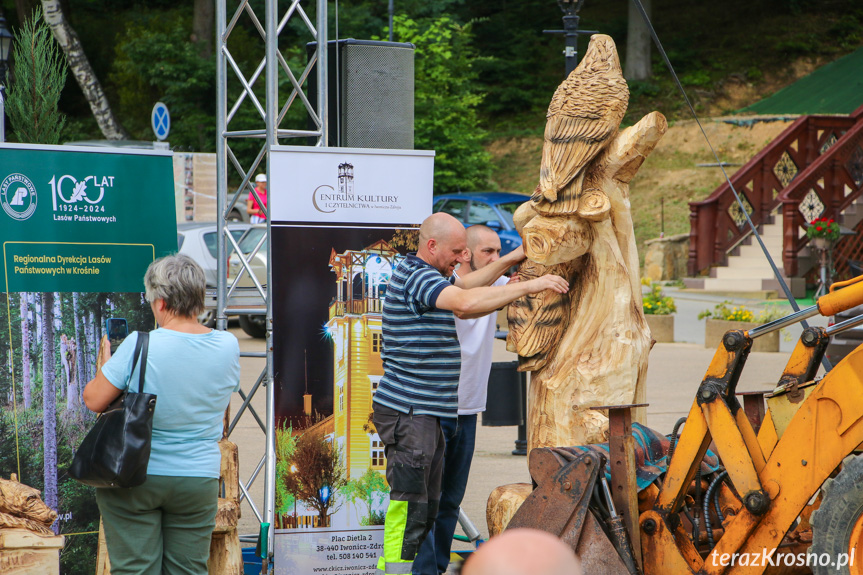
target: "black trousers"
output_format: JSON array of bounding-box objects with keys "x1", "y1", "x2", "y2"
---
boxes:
[{"x1": 373, "y1": 403, "x2": 446, "y2": 573}]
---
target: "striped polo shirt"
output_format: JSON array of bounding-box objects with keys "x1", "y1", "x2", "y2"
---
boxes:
[{"x1": 374, "y1": 255, "x2": 460, "y2": 418}]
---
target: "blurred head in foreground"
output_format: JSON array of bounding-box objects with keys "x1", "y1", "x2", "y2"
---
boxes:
[{"x1": 461, "y1": 528, "x2": 582, "y2": 575}]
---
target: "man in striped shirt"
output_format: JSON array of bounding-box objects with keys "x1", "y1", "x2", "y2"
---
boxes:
[{"x1": 373, "y1": 213, "x2": 568, "y2": 575}]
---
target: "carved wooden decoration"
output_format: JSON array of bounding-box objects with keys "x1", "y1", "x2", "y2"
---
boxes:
[
  {"x1": 489, "y1": 35, "x2": 666, "y2": 536},
  {"x1": 508, "y1": 34, "x2": 665, "y2": 450},
  {"x1": 0, "y1": 475, "x2": 63, "y2": 575},
  {"x1": 0, "y1": 476, "x2": 57, "y2": 535}
]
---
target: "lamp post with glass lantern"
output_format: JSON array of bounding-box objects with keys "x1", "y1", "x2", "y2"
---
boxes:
[{"x1": 0, "y1": 14, "x2": 12, "y2": 143}]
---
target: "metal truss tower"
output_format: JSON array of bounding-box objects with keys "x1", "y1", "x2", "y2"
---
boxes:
[{"x1": 215, "y1": 0, "x2": 328, "y2": 558}]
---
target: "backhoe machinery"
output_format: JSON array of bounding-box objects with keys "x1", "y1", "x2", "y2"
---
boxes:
[{"x1": 508, "y1": 276, "x2": 863, "y2": 575}]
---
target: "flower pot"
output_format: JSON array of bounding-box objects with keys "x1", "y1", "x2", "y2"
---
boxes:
[
  {"x1": 812, "y1": 237, "x2": 832, "y2": 251},
  {"x1": 704, "y1": 319, "x2": 779, "y2": 352},
  {"x1": 645, "y1": 314, "x2": 674, "y2": 343}
]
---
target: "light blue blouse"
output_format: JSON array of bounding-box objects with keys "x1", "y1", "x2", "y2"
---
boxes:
[{"x1": 101, "y1": 328, "x2": 241, "y2": 479}]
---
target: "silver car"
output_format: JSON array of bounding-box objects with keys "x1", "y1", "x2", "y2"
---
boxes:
[
  {"x1": 177, "y1": 222, "x2": 250, "y2": 326},
  {"x1": 228, "y1": 225, "x2": 267, "y2": 337}
]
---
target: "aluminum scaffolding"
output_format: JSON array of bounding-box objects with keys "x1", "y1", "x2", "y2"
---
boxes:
[{"x1": 215, "y1": 0, "x2": 328, "y2": 559}]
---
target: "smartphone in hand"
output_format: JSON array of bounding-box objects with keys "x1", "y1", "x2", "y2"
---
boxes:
[{"x1": 105, "y1": 318, "x2": 129, "y2": 355}]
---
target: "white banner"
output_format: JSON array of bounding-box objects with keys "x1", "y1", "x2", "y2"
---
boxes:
[
  {"x1": 274, "y1": 527, "x2": 384, "y2": 575},
  {"x1": 270, "y1": 146, "x2": 434, "y2": 225}
]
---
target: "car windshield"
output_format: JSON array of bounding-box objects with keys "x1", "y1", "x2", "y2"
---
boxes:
[
  {"x1": 204, "y1": 229, "x2": 246, "y2": 259},
  {"x1": 238, "y1": 227, "x2": 266, "y2": 254},
  {"x1": 496, "y1": 202, "x2": 521, "y2": 228}
]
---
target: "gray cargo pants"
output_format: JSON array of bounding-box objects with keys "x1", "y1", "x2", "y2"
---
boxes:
[{"x1": 373, "y1": 403, "x2": 446, "y2": 574}]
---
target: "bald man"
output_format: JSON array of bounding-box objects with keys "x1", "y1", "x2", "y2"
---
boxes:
[
  {"x1": 373, "y1": 213, "x2": 568, "y2": 575},
  {"x1": 461, "y1": 529, "x2": 582, "y2": 575},
  {"x1": 413, "y1": 225, "x2": 512, "y2": 575}
]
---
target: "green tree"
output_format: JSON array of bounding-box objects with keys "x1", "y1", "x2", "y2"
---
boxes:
[
  {"x1": 384, "y1": 16, "x2": 493, "y2": 194},
  {"x1": 282, "y1": 432, "x2": 347, "y2": 527},
  {"x1": 341, "y1": 468, "x2": 389, "y2": 526},
  {"x1": 275, "y1": 421, "x2": 297, "y2": 528},
  {"x1": 6, "y1": 7, "x2": 67, "y2": 144},
  {"x1": 110, "y1": 11, "x2": 215, "y2": 151}
]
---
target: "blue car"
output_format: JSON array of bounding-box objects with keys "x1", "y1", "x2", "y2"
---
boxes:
[{"x1": 432, "y1": 192, "x2": 528, "y2": 256}]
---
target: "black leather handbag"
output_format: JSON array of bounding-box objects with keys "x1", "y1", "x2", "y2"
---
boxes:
[{"x1": 70, "y1": 332, "x2": 157, "y2": 489}]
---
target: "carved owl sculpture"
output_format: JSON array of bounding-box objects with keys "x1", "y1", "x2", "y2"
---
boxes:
[{"x1": 537, "y1": 34, "x2": 629, "y2": 205}]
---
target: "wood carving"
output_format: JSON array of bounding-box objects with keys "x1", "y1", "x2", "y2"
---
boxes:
[
  {"x1": 0, "y1": 476, "x2": 57, "y2": 536},
  {"x1": 0, "y1": 476, "x2": 63, "y2": 575},
  {"x1": 507, "y1": 34, "x2": 666, "y2": 450}
]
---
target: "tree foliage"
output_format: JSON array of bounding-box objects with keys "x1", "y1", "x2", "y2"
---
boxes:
[
  {"x1": 384, "y1": 16, "x2": 493, "y2": 193},
  {"x1": 341, "y1": 468, "x2": 389, "y2": 526},
  {"x1": 110, "y1": 11, "x2": 215, "y2": 150},
  {"x1": 6, "y1": 7, "x2": 67, "y2": 144},
  {"x1": 282, "y1": 432, "x2": 348, "y2": 526},
  {"x1": 0, "y1": 291, "x2": 153, "y2": 575}
]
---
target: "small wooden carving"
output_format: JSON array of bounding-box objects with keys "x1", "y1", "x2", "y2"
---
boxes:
[
  {"x1": 0, "y1": 476, "x2": 57, "y2": 536},
  {"x1": 507, "y1": 34, "x2": 666, "y2": 450},
  {"x1": 0, "y1": 475, "x2": 63, "y2": 575}
]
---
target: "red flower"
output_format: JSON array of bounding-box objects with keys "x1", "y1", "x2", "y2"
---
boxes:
[
  {"x1": 816, "y1": 226, "x2": 823, "y2": 231},
  {"x1": 829, "y1": 219, "x2": 835, "y2": 224}
]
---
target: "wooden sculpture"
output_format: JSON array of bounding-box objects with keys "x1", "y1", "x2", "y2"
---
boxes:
[
  {"x1": 0, "y1": 475, "x2": 57, "y2": 535},
  {"x1": 0, "y1": 474, "x2": 64, "y2": 575},
  {"x1": 490, "y1": 34, "x2": 667, "y2": 535}
]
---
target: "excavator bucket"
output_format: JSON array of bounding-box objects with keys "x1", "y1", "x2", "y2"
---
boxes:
[{"x1": 506, "y1": 449, "x2": 632, "y2": 574}]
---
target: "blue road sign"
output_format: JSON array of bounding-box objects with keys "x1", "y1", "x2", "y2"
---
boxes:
[{"x1": 151, "y1": 102, "x2": 170, "y2": 141}]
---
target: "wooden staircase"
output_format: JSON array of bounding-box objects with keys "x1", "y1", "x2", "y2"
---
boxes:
[{"x1": 686, "y1": 105, "x2": 863, "y2": 294}]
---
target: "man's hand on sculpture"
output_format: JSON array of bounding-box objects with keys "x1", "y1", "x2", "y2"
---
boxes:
[{"x1": 528, "y1": 274, "x2": 569, "y2": 294}]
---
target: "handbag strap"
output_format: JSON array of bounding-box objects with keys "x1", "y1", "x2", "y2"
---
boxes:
[{"x1": 129, "y1": 332, "x2": 150, "y2": 394}]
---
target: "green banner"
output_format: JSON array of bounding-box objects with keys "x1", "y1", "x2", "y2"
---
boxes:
[
  {"x1": 0, "y1": 144, "x2": 177, "y2": 291},
  {"x1": 0, "y1": 144, "x2": 177, "y2": 575}
]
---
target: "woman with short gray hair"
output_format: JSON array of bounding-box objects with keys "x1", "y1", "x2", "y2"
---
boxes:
[{"x1": 83, "y1": 254, "x2": 240, "y2": 575}]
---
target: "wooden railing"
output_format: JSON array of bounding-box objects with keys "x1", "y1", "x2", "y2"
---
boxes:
[
  {"x1": 328, "y1": 298, "x2": 383, "y2": 319},
  {"x1": 778, "y1": 111, "x2": 863, "y2": 276},
  {"x1": 687, "y1": 114, "x2": 857, "y2": 276}
]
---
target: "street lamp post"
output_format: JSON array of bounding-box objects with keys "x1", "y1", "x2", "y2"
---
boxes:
[
  {"x1": 0, "y1": 14, "x2": 13, "y2": 143},
  {"x1": 543, "y1": 0, "x2": 598, "y2": 77}
]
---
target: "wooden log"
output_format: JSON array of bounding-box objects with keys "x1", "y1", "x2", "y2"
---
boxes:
[
  {"x1": 210, "y1": 435, "x2": 242, "y2": 574},
  {"x1": 486, "y1": 483, "x2": 532, "y2": 537},
  {"x1": 209, "y1": 531, "x2": 243, "y2": 575},
  {"x1": 96, "y1": 519, "x2": 111, "y2": 575},
  {"x1": 0, "y1": 528, "x2": 64, "y2": 575}
]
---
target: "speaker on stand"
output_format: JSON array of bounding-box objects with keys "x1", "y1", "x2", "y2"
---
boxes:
[{"x1": 307, "y1": 39, "x2": 415, "y2": 149}]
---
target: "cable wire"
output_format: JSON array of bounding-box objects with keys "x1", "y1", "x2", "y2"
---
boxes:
[{"x1": 627, "y1": 0, "x2": 832, "y2": 372}]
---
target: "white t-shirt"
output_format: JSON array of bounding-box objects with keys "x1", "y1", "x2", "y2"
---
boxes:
[{"x1": 455, "y1": 275, "x2": 509, "y2": 415}]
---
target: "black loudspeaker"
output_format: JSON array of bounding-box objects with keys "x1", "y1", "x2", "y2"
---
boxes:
[{"x1": 307, "y1": 39, "x2": 415, "y2": 149}]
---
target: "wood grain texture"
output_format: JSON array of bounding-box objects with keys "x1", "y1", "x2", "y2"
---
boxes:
[
  {"x1": 487, "y1": 483, "x2": 533, "y2": 537},
  {"x1": 0, "y1": 478, "x2": 57, "y2": 535},
  {"x1": 0, "y1": 529, "x2": 63, "y2": 575},
  {"x1": 538, "y1": 34, "x2": 629, "y2": 205},
  {"x1": 508, "y1": 35, "x2": 667, "y2": 450}
]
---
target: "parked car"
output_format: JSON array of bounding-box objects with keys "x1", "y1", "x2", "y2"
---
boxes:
[
  {"x1": 177, "y1": 222, "x2": 250, "y2": 326},
  {"x1": 228, "y1": 225, "x2": 268, "y2": 338},
  {"x1": 432, "y1": 192, "x2": 528, "y2": 255}
]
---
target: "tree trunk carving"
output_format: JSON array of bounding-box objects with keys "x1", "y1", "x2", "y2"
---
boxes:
[{"x1": 507, "y1": 34, "x2": 667, "y2": 450}]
